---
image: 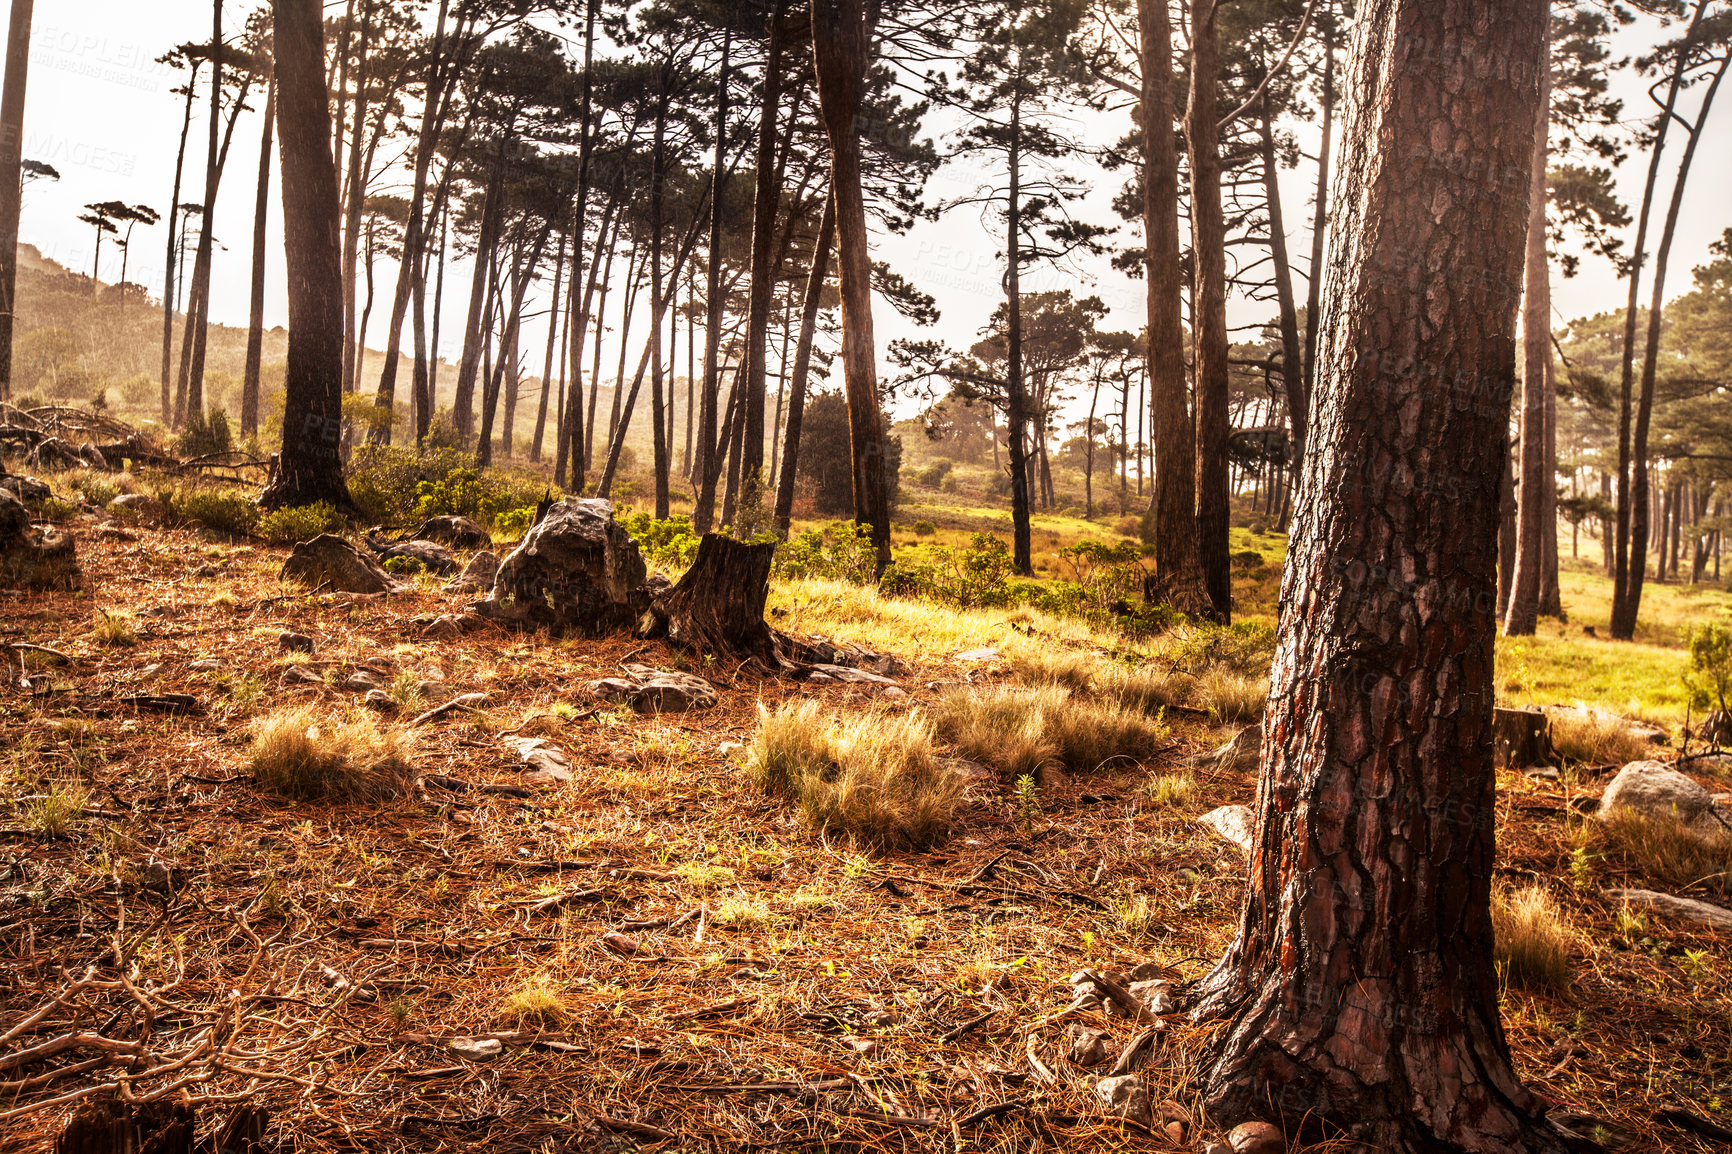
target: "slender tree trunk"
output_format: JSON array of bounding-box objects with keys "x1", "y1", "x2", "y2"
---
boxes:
[
  {"x1": 694, "y1": 31, "x2": 732, "y2": 533},
  {"x1": 261, "y1": 0, "x2": 353, "y2": 511},
  {"x1": 1140, "y1": 0, "x2": 1210, "y2": 617},
  {"x1": 650, "y1": 90, "x2": 671, "y2": 519},
  {"x1": 453, "y1": 148, "x2": 506, "y2": 443},
  {"x1": 1194, "y1": 4, "x2": 1560, "y2": 1150},
  {"x1": 0, "y1": 0, "x2": 33, "y2": 402},
  {"x1": 1187, "y1": 0, "x2": 1232, "y2": 622},
  {"x1": 741, "y1": 0, "x2": 789, "y2": 504},
  {"x1": 811, "y1": 0, "x2": 890, "y2": 571},
  {"x1": 532, "y1": 231, "x2": 566, "y2": 463},
  {"x1": 1504, "y1": 8, "x2": 1552, "y2": 637},
  {"x1": 242, "y1": 77, "x2": 277, "y2": 436},
  {"x1": 774, "y1": 193, "x2": 834, "y2": 537},
  {"x1": 339, "y1": 5, "x2": 372, "y2": 396},
  {"x1": 1261, "y1": 91, "x2": 1306, "y2": 474},
  {"x1": 179, "y1": 0, "x2": 224, "y2": 427},
  {"x1": 1004, "y1": 102, "x2": 1034, "y2": 576}
]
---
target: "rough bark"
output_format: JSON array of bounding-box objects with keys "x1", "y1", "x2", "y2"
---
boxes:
[
  {"x1": 1139, "y1": 0, "x2": 1211, "y2": 620},
  {"x1": 1186, "y1": 0, "x2": 1232, "y2": 622},
  {"x1": 812, "y1": 0, "x2": 891, "y2": 573},
  {"x1": 741, "y1": 0, "x2": 789, "y2": 497},
  {"x1": 638, "y1": 533, "x2": 780, "y2": 666},
  {"x1": 692, "y1": 30, "x2": 731, "y2": 533},
  {"x1": 773, "y1": 193, "x2": 835, "y2": 537},
  {"x1": 261, "y1": 0, "x2": 355, "y2": 511},
  {"x1": 1192, "y1": 2, "x2": 1564, "y2": 1150},
  {"x1": 1260, "y1": 92, "x2": 1306, "y2": 476},
  {"x1": 1004, "y1": 102, "x2": 1034, "y2": 576},
  {"x1": 0, "y1": 0, "x2": 31, "y2": 402}
]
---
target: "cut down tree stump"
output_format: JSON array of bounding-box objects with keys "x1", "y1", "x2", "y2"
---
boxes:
[
  {"x1": 638, "y1": 534, "x2": 782, "y2": 666},
  {"x1": 1493, "y1": 707, "x2": 1552, "y2": 769}
]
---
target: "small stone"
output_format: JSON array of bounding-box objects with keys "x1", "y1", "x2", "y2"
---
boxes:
[
  {"x1": 875, "y1": 685, "x2": 908, "y2": 699},
  {"x1": 425, "y1": 614, "x2": 471, "y2": 640},
  {"x1": 187, "y1": 659, "x2": 222, "y2": 673},
  {"x1": 1198, "y1": 805, "x2": 1256, "y2": 851},
  {"x1": 1095, "y1": 1074, "x2": 1151, "y2": 1125},
  {"x1": 1128, "y1": 979, "x2": 1174, "y2": 1015},
  {"x1": 1165, "y1": 1121, "x2": 1188, "y2": 1143},
  {"x1": 840, "y1": 1035, "x2": 878, "y2": 1055},
  {"x1": 1227, "y1": 1121, "x2": 1285, "y2": 1154},
  {"x1": 344, "y1": 671, "x2": 383, "y2": 692},
  {"x1": 585, "y1": 665, "x2": 718, "y2": 713},
  {"x1": 601, "y1": 931, "x2": 640, "y2": 955},
  {"x1": 278, "y1": 631, "x2": 314, "y2": 654},
  {"x1": 448, "y1": 1037, "x2": 503, "y2": 1061},
  {"x1": 865, "y1": 1007, "x2": 898, "y2": 1027},
  {"x1": 363, "y1": 689, "x2": 396, "y2": 712},
  {"x1": 1066, "y1": 1023, "x2": 1110, "y2": 1067},
  {"x1": 1524, "y1": 766, "x2": 1561, "y2": 781},
  {"x1": 717, "y1": 741, "x2": 745, "y2": 758},
  {"x1": 137, "y1": 860, "x2": 175, "y2": 893},
  {"x1": 137, "y1": 664, "x2": 163, "y2": 678},
  {"x1": 954, "y1": 647, "x2": 1000, "y2": 663},
  {"x1": 281, "y1": 665, "x2": 325, "y2": 686},
  {"x1": 108, "y1": 493, "x2": 165, "y2": 522}
]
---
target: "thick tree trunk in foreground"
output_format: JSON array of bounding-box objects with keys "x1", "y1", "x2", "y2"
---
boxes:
[
  {"x1": 1139, "y1": 0, "x2": 1211, "y2": 618},
  {"x1": 1504, "y1": 9, "x2": 1552, "y2": 638},
  {"x1": 1192, "y1": 2, "x2": 1562, "y2": 1150},
  {"x1": 0, "y1": 0, "x2": 32, "y2": 402},
  {"x1": 261, "y1": 0, "x2": 353, "y2": 511},
  {"x1": 812, "y1": 0, "x2": 891, "y2": 573}
]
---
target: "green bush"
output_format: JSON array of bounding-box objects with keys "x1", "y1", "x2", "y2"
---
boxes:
[
  {"x1": 170, "y1": 486, "x2": 259, "y2": 536},
  {"x1": 912, "y1": 520, "x2": 937, "y2": 536},
  {"x1": 346, "y1": 443, "x2": 475, "y2": 524},
  {"x1": 774, "y1": 522, "x2": 878, "y2": 584},
  {"x1": 257, "y1": 502, "x2": 346, "y2": 545},
  {"x1": 621, "y1": 511, "x2": 702, "y2": 570},
  {"x1": 881, "y1": 533, "x2": 1016, "y2": 608},
  {"x1": 76, "y1": 474, "x2": 120, "y2": 507},
  {"x1": 412, "y1": 464, "x2": 546, "y2": 530},
  {"x1": 493, "y1": 507, "x2": 534, "y2": 541},
  {"x1": 177, "y1": 408, "x2": 233, "y2": 459},
  {"x1": 912, "y1": 459, "x2": 952, "y2": 488}
]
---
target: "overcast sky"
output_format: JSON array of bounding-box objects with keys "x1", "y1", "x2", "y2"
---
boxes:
[{"x1": 18, "y1": 3, "x2": 1732, "y2": 424}]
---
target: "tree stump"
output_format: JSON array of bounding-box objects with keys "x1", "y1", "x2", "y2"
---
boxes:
[
  {"x1": 1493, "y1": 707, "x2": 1552, "y2": 769},
  {"x1": 54, "y1": 1098, "x2": 195, "y2": 1154},
  {"x1": 0, "y1": 487, "x2": 79, "y2": 590},
  {"x1": 638, "y1": 534, "x2": 782, "y2": 665}
]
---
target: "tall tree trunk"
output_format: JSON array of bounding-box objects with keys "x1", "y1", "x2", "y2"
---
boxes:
[
  {"x1": 1003, "y1": 101, "x2": 1035, "y2": 576},
  {"x1": 452, "y1": 147, "x2": 506, "y2": 444},
  {"x1": 0, "y1": 0, "x2": 33, "y2": 402},
  {"x1": 1538, "y1": 344, "x2": 1562, "y2": 616},
  {"x1": 338, "y1": 4, "x2": 372, "y2": 396},
  {"x1": 261, "y1": 0, "x2": 353, "y2": 511},
  {"x1": 1610, "y1": 0, "x2": 1708, "y2": 639},
  {"x1": 741, "y1": 0, "x2": 789, "y2": 505},
  {"x1": 1193, "y1": 3, "x2": 1560, "y2": 1151},
  {"x1": 1260, "y1": 91, "x2": 1306, "y2": 475},
  {"x1": 1622, "y1": 41, "x2": 1730, "y2": 635},
  {"x1": 1504, "y1": 6, "x2": 1552, "y2": 637},
  {"x1": 1187, "y1": 0, "x2": 1232, "y2": 622},
  {"x1": 242, "y1": 76, "x2": 277, "y2": 436},
  {"x1": 1140, "y1": 0, "x2": 1210, "y2": 618},
  {"x1": 650, "y1": 90, "x2": 671, "y2": 519},
  {"x1": 532, "y1": 231, "x2": 566, "y2": 462},
  {"x1": 180, "y1": 0, "x2": 224, "y2": 427},
  {"x1": 693, "y1": 30, "x2": 732, "y2": 534},
  {"x1": 811, "y1": 0, "x2": 890, "y2": 571},
  {"x1": 156, "y1": 60, "x2": 200, "y2": 421},
  {"x1": 774, "y1": 192, "x2": 834, "y2": 537},
  {"x1": 1301, "y1": 13, "x2": 1335, "y2": 403}
]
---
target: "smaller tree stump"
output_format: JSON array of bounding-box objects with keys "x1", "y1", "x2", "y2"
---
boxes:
[
  {"x1": 1493, "y1": 706, "x2": 1552, "y2": 769},
  {"x1": 638, "y1": 534, "x2": 782, "y2": 666}
]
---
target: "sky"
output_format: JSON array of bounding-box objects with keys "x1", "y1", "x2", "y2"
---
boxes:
[{"x1": 16, "y1": 2, "x2": 1732, "y2": 429}]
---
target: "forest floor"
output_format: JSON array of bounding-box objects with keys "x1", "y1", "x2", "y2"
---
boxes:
[{"x1": 0, "y1": 519, "x2": 1729, "y2": 1153}]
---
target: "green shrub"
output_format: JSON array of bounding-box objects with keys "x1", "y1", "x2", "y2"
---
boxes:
[
  {"x1": 177, "y1": 408, "x2": 233, "y2": 458},
  {"x1": 774, "y1": 523, "x2": 877, "y2": 584},
  {"x1": 912, "y1": 520, "x2": 937, "y2": 536},
  {"x1": 493, "y1": 506, "x2": 535, "y2": 541},
  {"x1": 622, "y1": 511, "x2": 702, "y2": 570},
  {"x1": 346, "y1": 443, "x2": 476, "y2": 524},
  {"x1": 256, "y1": 502, "x2": 346, "y2": 545},
  {"x1": 76, "y1": 474, "x2": 120, "y2": 507},
  {"x1": 170, "y1": 486, "x2": 259, "y2": 536},
  {"x1": 412, "y1": 464, "x2": 546, "y2": 530},
  {"x1": 913, "y1": 459, "x2": 953, "y2": 488},
  {"x1": 881, "y1": 532, "x2": 1016, "y2": 608}
]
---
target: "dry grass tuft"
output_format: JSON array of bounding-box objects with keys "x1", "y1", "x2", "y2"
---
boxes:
[
  {"x1": 1492, "y1": 885, "x2": 1573, "y2": 993},
  {"x1": 247, "y1": 708, "x2": 414, "y2": 801},
  {"x1": 90, "y1": 608, "x2": 137, "y2": 647},
  {"x1": 748, "y1": 701, "x2": 961, "y2": 851},
  {"x1": 1548, "y1": 707, "x2": 1650, "y2": 766},
  {"x1": 1045, "y1": 696, "x2": 1170, "y2": 773},
  {"x1": 1099, "y1": 665, "x2": 1196, "y2": 717},
  {"x1": 1591, "y1": 809, "x2": 1732, "y2": 896},
  {"x1": 27, "y1": 780, "x2": 87, "y2": 837},
  {"x1": 934, "y1": 686, "x2": 1169, "y2": 777},
  {"x1": 1141, "y1": 771, "x2": 1195, "y2": 809},
  {"x1": 1194, "y1": 668, "x2": 1268, "y2": 724},
  {"x1": 1004, "y1": 646, "x2": 1098, "y2": 692},
  {"x1": 501, "y1": 975, "x2": 571, "y2": 1026}
]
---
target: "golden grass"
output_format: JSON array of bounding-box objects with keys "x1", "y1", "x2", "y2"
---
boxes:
[
  {"x1": 247, "y1": 708, "x2": 415, "y2": 801},
  {"x1": 1591, "y1": 809, "x2": 1732, "y2": 897},
  {"x1": 1141, "y1": 771, "x2": 1196, "y2": 809},
  {"x1": 933, "y1": 685, "x2": 1170, "y2": 776},
  {"x1": 1193, "y1": 668, "x2": 1268, "y2": 724},
  {"x1": 1493, "y1": 885, "x2": 1573, "y2": 993},
  {"x1": 90, "y1": 608, "x2": 136, "y2": 647},
  {"x1": 747, "y1": 701, "x2": 962, "y2": 851},
  {"x1": 501, "y1": 975, "x2": 572, "y2": 1026},
  {"x1": 26, "y1": 780, "x2": 87, "y2": 837},
  {"x1": 1547, "y1": 707, "x2": 1651, "y2": 767}
]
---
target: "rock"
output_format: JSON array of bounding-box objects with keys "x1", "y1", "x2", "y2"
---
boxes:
[
  {"x1": 0, "y1": 475, "x2": 50, "y2": 502},
  {"x1": 807, "y1": 670, "x2": 837, "y2": 683},
  {"x1": 399, "y1": 515, "x2": 492, "y2": 551},
  {"x1": 1604, "y1": 888, "x2": 1732, "y2": 932},
  {"x1": 954, "y1": 647, "x2": 1000, "y2": 663},
  {"x1": 1194, "y1": 724, "x2": 1260, "y2": 770},
  {"x1": 586, "y1": 664, "x2": 718, "y2": 714},
  {"x1": 442, "y1": 550, "x2": 500, "y2": 593},
  {"x1": 1066, "y1": 1024, "x2": 1110, "y2": 1067},
  {"x1": 0, "y1": 488, "x2": 79, "y2": 590},
  {"x1": 448, "y1": 1037, "x2": 503, "y2": 1061},
  {"x1": 344, "y1": 671, "x2": 383, "y2": 692},
  {"x1": 875, "y1": 685, "x2": 909, "y2": 699},
  {"x1": 944, "y1": 758, "x2": 995, "y2": 783},
  {"x1": 187, "y1": 658, "x2": 222, "y2": 673},
  {"x1": 1227, "y1": 1121, "x2": 1285, "y2": 1154},
  {"x1": 1095, "y1": 1074, "x2": 1151, "y2": 1126},
  {"x1": 1165, "y1": 1121, "x2": 1188, "y2": 1144},
  {"x1": 281, "y1": 534, "x2": 410, "y2": 595},
  {"x1": 278, "y1": 631, "x2": 315, "y2": 653},
  {"x1": 424, "y1": 613, "x2": 480, "y2": 640},
  {"x1": 472, "y1": 497, "x2": 653, "y2": 635},
  {"x1": 363, "y1": 689, "x2": 396, "y2": 712},
  {"x1": 366, "y1": 532, "x2": 457, "y2": 575},
  {"x1": 601, "y1": 931, "x2": 640, "y2": 955},
  {"x1": 840, "y1": 1035, "x2": 878, "y2": 1055},
  {"x1": 506, "y1": 736, "x2": 573, "y2": 785},
  {"x1": 108, "y1": 493, "x2": 165, "y2": 522},
  {"x1": 1199, "y1": 804, "x2": 1257, "y2": 852},
  {"x1": 1599, "y1": 760, "x2": 1732, "y2": 839},
  {"x1": 281, "y1": 665, "x2": 325, "y2": 686},
  {"x1": 1524, "y1": 766, "x2": 1561, "y2": 781},
  {"x1": 1128, "y1": 979, "x2": 1174, "y2": 1015},
  {"x1": 805, "y1": 662, "x2": 898, "y2": 685},
  {"x1": 718, "y1": 741, "x2": 745, "y2": 758}
]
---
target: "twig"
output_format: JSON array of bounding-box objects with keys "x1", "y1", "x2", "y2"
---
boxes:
[{"x1": 406, "y1": 692, "x2": 490, "y2": 728}]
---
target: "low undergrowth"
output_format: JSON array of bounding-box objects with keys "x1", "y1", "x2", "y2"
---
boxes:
[{"x1": 247, "y1": 708, "x2": 415, "y2": 801}]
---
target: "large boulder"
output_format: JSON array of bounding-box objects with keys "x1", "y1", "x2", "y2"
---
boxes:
[
  {"x1": 0, "y1": 488, "x2": 79, "y2": 589},
  {"x1": 443, "y1": 550, "x2": 500, "y2": 593},
  {"x1": 1598, "y1": 760, "x2": 1732, "y2": 839},
  {"x1": 280, "y1": 534, "x2": 410, "y2": 594},
  {"x1": 473, "y1": 498, "x2": 653, "y2": 635}
]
